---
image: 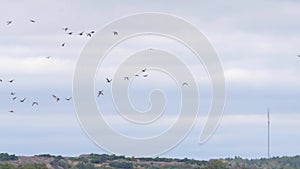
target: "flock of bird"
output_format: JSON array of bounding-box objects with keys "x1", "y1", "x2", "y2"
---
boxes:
[
  {"x1": 1, "y1": 78, "x2": 73, "y2": 113},
  {"x1": 96, "y1": 67, "x2": 190, "y2": 99},
  {"x1": 2, "y1": 18, "x2": 125, "y2": 113},
  {"x1": 2, "y1": 18, "x2": 190, "y2": 113},
  {"x1": 6, "y1": 19, "x2": 36, "y2": 25},
  {"x1": 60, "y1": 27, "x2": 96, "y2": 48},
  {"x1": 2, "y1": 19, "x2": 86, "y2": 113},
  {"x1": 5, "y1": 19, "x2": 97, "y2": 54}
]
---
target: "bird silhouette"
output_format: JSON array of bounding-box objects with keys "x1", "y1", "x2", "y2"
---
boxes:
[
  {"x1": 6, "y1": 21, "x2": 12, "y2": 25},
  {"x1": 32, "y1": 102, "x2": 38, "y2": 106},
  {"x1": 124, "y1": 77, "x2": 129, "y2": 80},
  {"x1": 113, "y1": 31, "x2": 118, "y2": 36},
  {"x1": 0, "y1": 79, "x2": 2, "y2": 82},
  {"x1": 45, "y1": 56, "x2": 51, "y2": 59},
  {"x1": 8, "y1": 79, "x2": 14, "y2": 83},
  {"x1": 182, "y1": 82, "x2": 189, "y2": 86},
  {"x1": 106, "y1": 78, "x2": 112, "y2": 83},
  {"x1": 86, "y1": 33, "x2": 92, "y2": 37},
  {"x1": 78, "y1": 32, "x2": 84, "y2": 36},
  {"x1": 297, "y1": 54, "x2": 300, "y2": 57},
  {"x1": 67, "y1": 32, "x2": 73, "y2": 35},
  {"x1": 65, "y1": 97, "x2": 72, "y2": 101},
  {"x1": 98, "y1": 90, "x2": 104, "y2": 97},
  {"x1": 141, "y1": 68, "x2": 147, "y2": 72},
  {"x1": 12, "y1": 97, "x2": 17, "y2": 101},
  {"x1": 83, "y1": 31, "x2": 95, "y2": 37},
  {"x1": 9, "y1": 110, "x2": 14, "y2": 113},
  {"x1": 10, "y1": 92, "x2": 16, "y2": 96},
  {"x1": 52, "y1": 94, "x2": 60, "y2": 102},
  {"x1": 62, "y1": 27, "x2": 68, "y2": 31},
  {"x1": 61, "y1": 43, "x2": 65, "y2": 47},
  {"x1": 143, "y1": 74, "x2": 148, "y2": 77},
  {"x1": 20, "y1": 98, "x2": 26, "y2": 103},
  {"x1": 29, "y1": 19, "x2": 36, "y2": 23}
]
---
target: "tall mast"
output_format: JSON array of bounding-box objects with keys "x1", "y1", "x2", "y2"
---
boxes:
[{"x1": 267, "y1": 107, "x2": 270, "y2": 158}]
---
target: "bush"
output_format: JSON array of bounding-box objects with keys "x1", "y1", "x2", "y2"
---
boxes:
[
  {"x1": 18, "y1": 164, "x2": 48, "y2": 169},
  {"x1": 35, "y1": 154, "x2": 55, "y2": 158},
  {"x1": 0, "y1": 163, "x2": 47, "y2": 169},
  {"x1": 76, "y1": 162, "x2": 98, "y2": 169},
  {"x1": 0, "y1": 163, "x2": 16, "y2": 169},
  {"x1": 0, "y1": 153, "x2": 18, "y2": 161},
  {"x1": 109, "y1": 161, "x2": 133, "y2": 169},
  {"x1": 205, "y1": 160, "x2": 229, "y2": 169}
]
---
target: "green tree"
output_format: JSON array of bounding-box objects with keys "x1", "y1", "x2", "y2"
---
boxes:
[
  {"x1": 0, "y1": 153, "x2": 18, "y2": 161},
  {"x1": 109, "y1": 161, "x2": 133, "y2": 169}
]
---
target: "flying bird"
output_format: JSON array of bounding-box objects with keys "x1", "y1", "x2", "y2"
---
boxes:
[
  {"x1": 182, "y1": 82, "x2": 189, "y2": 86},
  {"x1": 78, "y1": 31, "x2": 84, "y2": 36},
  {"x1": 8, "y1": 79, "x2": 14, "y2": 83},
  {"x1": 86, "y1": 31, "x2": 95, "y2": 37},
  {"x1": 29, "y1": 19, "x2": 36, "y2": 23},
  {"x1": 143, "y1": 74, "x2": 148, "y2": 77},
  {"x1": 124, "y1": 77, "x2": 130, "y2": 80},
  {"x1": 61, "y1": 43, "x2": 65, "y2": 47},
  {"x1": 97, "y1": 90, "x2": 104, "y2": 97},
  {"x1": 62, "y1": 27, "x2": 68, "y2": 31},
  {"x1": 67, "y1": 32, "x2": 73, "y2": 35},
  {"x1": 20, "y1": 98, "x2": 26, "y2": 103},
  {"x1": 86, "y1": 33, "x2": 92, "y2": 37},
  {"x1": 6, "y1": 21, "x2": 12, "y2": 25},
  {"x1": 106, "y1": 78, "x2": 112, "y2": 83},
  {"x1": 297, "y1": 54, "x2": 300, "y2": 57},
  {"x1": 141, "y1": 68, "x2": 147, "y2": 72},
  {"x1": 10, "y1": 92, "x2": 16, "y2": 96},
  {"x1": 45, "y1": 56, "x2": 51, "y2": 59},
  {"x1": 113, "y1": 31, "x2": 118, "y2": 36},
  {"x1": 0, "y1": 79, "x2": 2, "y2": 82},
  {"x1": 65, "y1": 97, "x2": 72, "y2": 101},
  {"x1": 9, "y1": 110, "x2": 14, "y2": 113},
  {"x1": 12, "y1": 97, "x2": 17, "y2": 101},
  {"x1": 32, "y1": 102, "x2": 38, "y2": 106},
  {"x1": 52, "y1": 94, "x2": 60, "y2": 102}
]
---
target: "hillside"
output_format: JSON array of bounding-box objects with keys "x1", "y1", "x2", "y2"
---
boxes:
[{"x1": 0, "y1": 153, "x2": 299, "y2": 169}]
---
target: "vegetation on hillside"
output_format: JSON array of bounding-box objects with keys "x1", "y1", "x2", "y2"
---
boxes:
[{"x1": 0, "y1": 153, "x2": 299, "y2": 169}]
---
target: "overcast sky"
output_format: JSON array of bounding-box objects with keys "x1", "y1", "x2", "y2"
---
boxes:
[{"x1": 0, "y1": 0, "x2": 300, "y2": 160}]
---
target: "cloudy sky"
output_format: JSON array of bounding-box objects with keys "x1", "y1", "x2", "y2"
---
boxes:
[{"x1": 0, "y1": 0, "x2": 300, "y2": 159}]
